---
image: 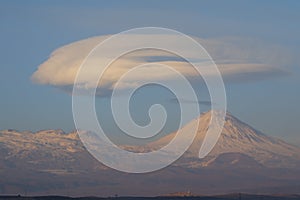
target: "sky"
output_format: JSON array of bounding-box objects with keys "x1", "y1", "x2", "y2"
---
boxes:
[{"x1": 0, "y1": 0, "x2": 300, "y2": 145}]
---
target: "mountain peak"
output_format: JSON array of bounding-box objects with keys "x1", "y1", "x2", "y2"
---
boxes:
[
  {"x1": 150, "y1": 110, "x2": 300, "y2": 168},
  {"x1": 200, "y1": 109, "x2": 243, "y2": 123}
]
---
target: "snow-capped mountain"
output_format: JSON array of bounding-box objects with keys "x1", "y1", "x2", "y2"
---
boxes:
[
  {"x1": 149, "y1": 111, "x2": 300, "y2": 168},
  {"x1": 0, "y1": 111, "x2": 300, "y2": 196}
]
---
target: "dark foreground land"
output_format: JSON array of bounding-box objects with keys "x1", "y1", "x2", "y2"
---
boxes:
[{"x1": 1, "y1": 194, "x2": 300, "y2": 200}]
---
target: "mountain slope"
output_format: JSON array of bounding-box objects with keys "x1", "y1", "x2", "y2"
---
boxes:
[
  {"x1": 0, "y1": 129, "x2": 107, "y2": 172},
  {"x1": 147, "y1": 111, "x2": 300, "y2": 168}
]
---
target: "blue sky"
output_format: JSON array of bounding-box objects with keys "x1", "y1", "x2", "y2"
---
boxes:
[{"x1": 0, "y1": 0, "x2": 300, "y2": 145}]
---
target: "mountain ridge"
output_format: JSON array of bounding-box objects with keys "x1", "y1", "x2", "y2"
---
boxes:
[
  {"x1": 1, "y1": 111, "x2": 300, "y2": 196},
  {"x1": 1, "y1": 110, "x2": 300, "y2": 168}
]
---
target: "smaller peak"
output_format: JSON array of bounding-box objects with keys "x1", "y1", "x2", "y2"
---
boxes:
[{"x1": 63, "y1": 130, "x2": 79, "y2": 139}]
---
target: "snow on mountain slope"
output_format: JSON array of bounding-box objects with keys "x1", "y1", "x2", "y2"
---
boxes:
[
  {"x1": 0, "y1": 110, "x2": 299, "y2": 170},
  {"x1": 0, "y1": 129, "x2": 107, "y2": 172},
  {"x1": 149, "y1": 110, "x2": 300, "y2": 168}
]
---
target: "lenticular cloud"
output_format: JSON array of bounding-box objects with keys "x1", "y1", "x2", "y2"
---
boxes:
[{"x1": 31, "y1": 34, "x2": 287, "y2": 95}]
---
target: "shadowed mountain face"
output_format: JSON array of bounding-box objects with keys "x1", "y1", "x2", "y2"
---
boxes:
[{"x1": 0, "y1": 111, "x2": 300, "y2": 196}]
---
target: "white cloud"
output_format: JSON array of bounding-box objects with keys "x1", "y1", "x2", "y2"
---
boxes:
[{"x1": 31, "y1": 34, "x2": 289, "y2": 95}]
